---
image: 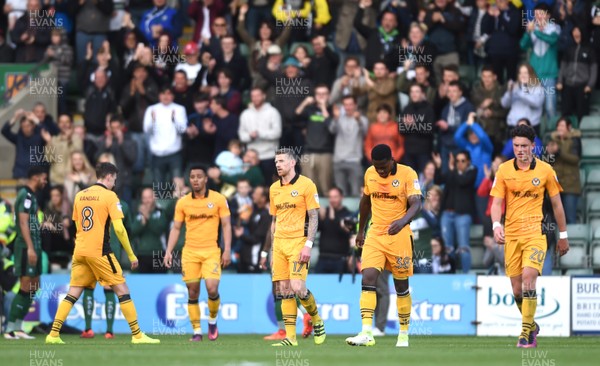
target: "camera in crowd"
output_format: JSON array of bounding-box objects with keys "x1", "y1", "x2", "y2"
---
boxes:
[{"x1": 342, "y1": 215, "x2": 359, "y2": 234}]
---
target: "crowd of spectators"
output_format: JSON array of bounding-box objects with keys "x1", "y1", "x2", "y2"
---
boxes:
[{"x1": 1, "y1": 0, "x2": 597, "y2": 275}]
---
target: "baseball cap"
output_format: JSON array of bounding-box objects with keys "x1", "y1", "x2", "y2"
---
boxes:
[
  {"x1": 283, "y1": 57, "x2": 302, "y2": 68},
  {"x1": 184, "y1": 42, "x2": 199, "y2": 55},
  {"x1": 267, "y1": 44, "x2": 282, "y2": 55}
]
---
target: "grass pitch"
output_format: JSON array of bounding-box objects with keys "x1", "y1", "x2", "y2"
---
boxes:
[{"x1": 3, "y1": 334, "x2": 600, "y2": 366}]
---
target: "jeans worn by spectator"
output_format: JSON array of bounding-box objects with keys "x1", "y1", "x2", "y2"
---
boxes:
[
  {"x1": 333, "y1": 161, "x2": 363, "y2": 197},
  {"x1": 314, "y1": 255, "x2": 346, "y2": 274},
  {"x1": 540, "y1": 77, "x2": 557, "y2": 121},
  {"x1": 441, "y1": 211, "x2": 472, "y2": 273},
  {"x1": 152, "y1": 151, "x2": 183, "y2": 192},
  {"x1": 560, "y1": 193, "x2": 579, "y2": 224}
]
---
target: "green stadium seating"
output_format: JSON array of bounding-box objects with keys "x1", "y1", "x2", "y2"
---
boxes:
[
  {"x1": 580, "y1": 116, "x2": 600, "y2": 135},
  {"x1": 560, "y1": 223, "x2": 589, "y2": 269},
  {"x1": 591, "y1": 227, "x2": 600, "y2": 268}
]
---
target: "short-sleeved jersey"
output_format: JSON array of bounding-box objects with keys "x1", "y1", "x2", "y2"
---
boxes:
[
  {"x1": 270, "y1": 174, "x2": 320, "y2": 239},
  {"x1": 363, "y1": 164, "x2": 422, "y2": 236},
  {"x1": 490, "y1": 158, "x2": 563, "y2": 239},
  {"x1": 174, "y1": 189, "x2": 230, "y2": 250},
  {"x1": 72, "y1": 184, "x2": 124, "y2": 257},
  {"x1": 14, "y1": 186, "x2": 41, "y2": 250}
]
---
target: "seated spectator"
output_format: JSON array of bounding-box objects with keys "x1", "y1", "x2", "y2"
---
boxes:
[
  {"x1": 234, "y1": 185, "x2": 270, "y2": 273},
  {"x1": 437, "y1": 80, "x2": 475, "y2": 173},
  {"x1": 400, "y1": 84, "x2": 436, "y2": 173},
  {"x1": 63, "y1": 151, "x2": 95, "y2": 209},
  {"x1": 297, "y1": 84, "x2": 335, "y2": 195},
  {"x1": 188, "y1": 0, "x2": 226, "y2": 44},
  {"x1": 176, "y1": 42, "x2": 203, "y2": 85},
  {"x1": 210, "y1": 95, "x2": 240, "y2": 157},
  {"x1": 364, "y1": 104, "x2": 404, "y2": 163},
  {"x1": 42, "y1": 185, "x2": 71, "y2": 269},
  {"x1": 557, "y1": 26, "x2": 598, "y2": 122},
  {"x1": 544, "y1": 116, "x2": 582, "y2": 224},
  {"x1": 1, "y1": 109, "x2": 45, "y2": 183},
  {"x1": 143, "y1": 87, "x2": 188, "y2": 189},
  {"x1": 216, "y1": 139, "x2": 244, "y2": 177},
  {"x1": 434, "y1": 150, "x2": 477, "y2": 273},
  {"x1": 477, "y1": 155, "x2": 505, "y2": 275},
  {"x1": 131, "y1": 187, "x2": 169, "y2": 273},
  {"x1": 430, "y1": 236, "x2": 456, "y2": 274},
  {"x1": 315, "y1": 187, "x2": 352, "y2": 274},
  {"x1": 10, "y1": 0, "x2": 51, "y2": 63},
  {"x1": 329, "y1": 95, "x2": 368, "y2": 197},
  {"x1": 41, "y1": 114, "x2": 82, "y2": 187},
  {"x1": 238, "y1": 87, "x2": 282, "y2": 184},
  {"x1": 98, "y1": 117, "x2": 137, "y2": 204},
  {"x1": 139, "y1": 0, "x2": 182, "y2": 48},
  {"x1": 470, "y1": 66, "x2": 508, "y2": 153},
  {"x1": 354, "y1": 61, "x2": 397, "y2": 124}
]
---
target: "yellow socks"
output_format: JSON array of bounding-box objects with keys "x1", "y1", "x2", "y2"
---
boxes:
[
  {"x1": 281, "y1": 296, "x2": 298, "y2": 341},
  {"x1": 208, "y1": 295, "x2": 220, "y2": 323},
  {"x1": 360, "y1": 286, "x2": 377, "y2": 332},
  {"x1": 521, "y1": 291, "x2": 537, "y2": 339},
  {"x1": 396, "y1": 289, "x2": 411, "y2": 333},
  {"x1": 299, "y1": 290, "x2": 322, "y2": 324},
  {"x1": 118, "y1": 294, "x2": 141, "y2": 339},
  {"x1": 188, "y1": 298, "x2": 201, "y2": 334},
  {"x1": 49, "y1": 294, "x2": 78, "y2": 337}
]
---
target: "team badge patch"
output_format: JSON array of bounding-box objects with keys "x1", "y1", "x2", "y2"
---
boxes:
[
  {"x1": 532, "y1": 178, "x2": 540, "y2": 186},
  {"x1": 291, "y1": 190, "x2": 299, "y2": 197},
  {"x1": 207, "y1": 202, "x2": 214, "y2": 209},
  {"x1": 392, "y1": 179, "x2": 399, "y2": 187}
]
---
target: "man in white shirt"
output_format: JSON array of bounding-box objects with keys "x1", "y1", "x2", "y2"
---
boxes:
[
  {"x1": 176, "y1": 42, "x2": 202, "y2": 85},
  {"x1": 143, "y1": 87, "x2": 187, "y2": 191},
  {"x1": 238, "y1": 87, "x2": 282, "y2": 184}
]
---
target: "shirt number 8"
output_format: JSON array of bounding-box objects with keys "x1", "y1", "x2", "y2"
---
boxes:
[{"x1": 82, "y1": 206, "x2": 94, "y2": 231}]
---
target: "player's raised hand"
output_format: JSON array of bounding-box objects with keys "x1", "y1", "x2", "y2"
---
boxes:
[
  {"x1": 355, "y1": 232, "x2": 365, "y2": 248},
  {"x1": 163, "y1": 250, "x2": 173, "y2": 268},
  {"x1": 557, "y1": 238, "x2": 570, "y2": 257},
  {"x1": 221, "y1": 250, "x2": 231, "y2": 267},
  {"x1": 493, "y1": 226, "x2": 505, "y2": 245},
  {"x1": 388, "y1": 219, "x2": 406, "y2": 235},
  {"x1": 299, "y1": 246, "x2": 311, "y2": 264},
  {"x1": 130, "y1": 257, "x2": 139, "y2": 270}
]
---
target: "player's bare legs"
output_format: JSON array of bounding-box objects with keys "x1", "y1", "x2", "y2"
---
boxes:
[
  {"x1": 511, "y1": 267, "x2": 540, "y2": 347},
  {"x1": 393, "y1": 278, "x2": 411, "y2": 347},
  {"x1": 346, "y1": 268, "x2": 378, "y2": 346},
  {"x1": 186, "y1": 281, "x2": 202, "y2": 341},
  {"x1": 205, "y1": 279, "x2": 221, "y2": 340}
]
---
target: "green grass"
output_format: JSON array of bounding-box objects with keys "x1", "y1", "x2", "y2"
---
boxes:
[{"x1": 3, "y1": 335, "x2": 600, "y2": 366}]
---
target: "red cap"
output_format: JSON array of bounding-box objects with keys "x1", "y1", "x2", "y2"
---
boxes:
[{"x1": 184, "y1": 42, "x2": 199, "y2": 55}]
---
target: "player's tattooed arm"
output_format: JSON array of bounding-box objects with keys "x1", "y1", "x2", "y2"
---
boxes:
[{"x1": 306, "y1": 209, "x2": 318, "y2": 242}]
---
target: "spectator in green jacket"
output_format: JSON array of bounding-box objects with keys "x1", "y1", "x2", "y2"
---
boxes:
[{"x1": 131, "y1": 187, "x2": 169, "y2": 273}]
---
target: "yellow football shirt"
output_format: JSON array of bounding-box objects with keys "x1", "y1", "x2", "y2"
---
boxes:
[
  {"x1": 269, "y1": 174, "x2": 320, "y2": 239},
  {"x1": 363, "y1": 164, "x2": 421, "y2": 236},
  {"x1": 72, "y1": 184, "x2": 124, "y2": 257},
  {"x1": 174, "y1": 189, "x2": 231, "y2": 250},
  {"x1": 490, "y1": 158, "x2": 563, "y2": 239}
]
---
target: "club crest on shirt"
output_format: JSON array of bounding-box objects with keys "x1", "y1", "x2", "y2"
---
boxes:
[
  {"x1": 291, "y1": 190, "x2": 299, "y2": 197},
  {"x1": 532, "y1": 178, "x2": 540, "y2": 186},
  {"x1": 392, "y1": 179, "x2": 399, "y2": 187},
  {"x1": 207, "y1": 202, "x2": 214, "y2": 209}
]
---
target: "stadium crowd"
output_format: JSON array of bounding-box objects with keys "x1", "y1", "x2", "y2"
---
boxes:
[{"x1": 0, "y1": 0, "x2": 598, "y2": 277}]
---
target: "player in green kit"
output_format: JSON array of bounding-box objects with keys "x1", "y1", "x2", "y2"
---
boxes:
[{"x1": 4, "y1": 166, "x2": 47, "y2": 340}]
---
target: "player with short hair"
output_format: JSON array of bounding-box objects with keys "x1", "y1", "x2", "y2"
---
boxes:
[
  {"x1": 164, "y1": 165, "x2": 232, "y2": 342},
  {"x1": 267, "y1": 148, "x2": 326, "y2": 347},
  {"x1": 490, "y1": 124, "x2": 569, "y2": 348},
  {"x1": 346, "y1": 144, "x2": 422, "y2": 348},
  {"x1": 46, "y1": 163, "x2": 159, "y2": 344},
  {"x1": 4, "y1": 166, "x2": 47, "y2": 340}
]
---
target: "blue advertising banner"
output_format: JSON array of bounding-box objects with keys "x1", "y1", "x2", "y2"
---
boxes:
[{"x1": 32, "y1": 274, "x2": 476, "y2": 335}]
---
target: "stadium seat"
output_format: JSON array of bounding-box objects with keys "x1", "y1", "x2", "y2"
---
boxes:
[
  {"x1": 560, "y1": 224, "x2": 589, "y2": 269},
  {"x1": 581, "y1": 168, "x2": 587, "y2": 188},
  {"x1": 470, "y1": 245, "x2": 486, "y2": 270},
  {"x1": 586, "y1": 195, "x2": 600, "y2": 220},
  {"x1": 591, "y1": 227, "x2": 600, "y2": 268},
  {"x1": 567, "y1": 223, "x2": 589, "y2": 244},
  {"x1": 582, "y1": 138, "x2": 600, "y2": 162},
  {"x1": 580, "y1": 116, "x2": 600, "y2": 136},
  {"x1": 469, "y1": 225, "x2": 484, "y2": 246},
  {"x1": 586, "y1": 169, "x2": 600, "y2": 192},
  {"x1": 238, "y1": 43, "x2": 250, "y2": 58},
  {"x1": 344, "y1": 197, "x2": 360, "y2": 213}
]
